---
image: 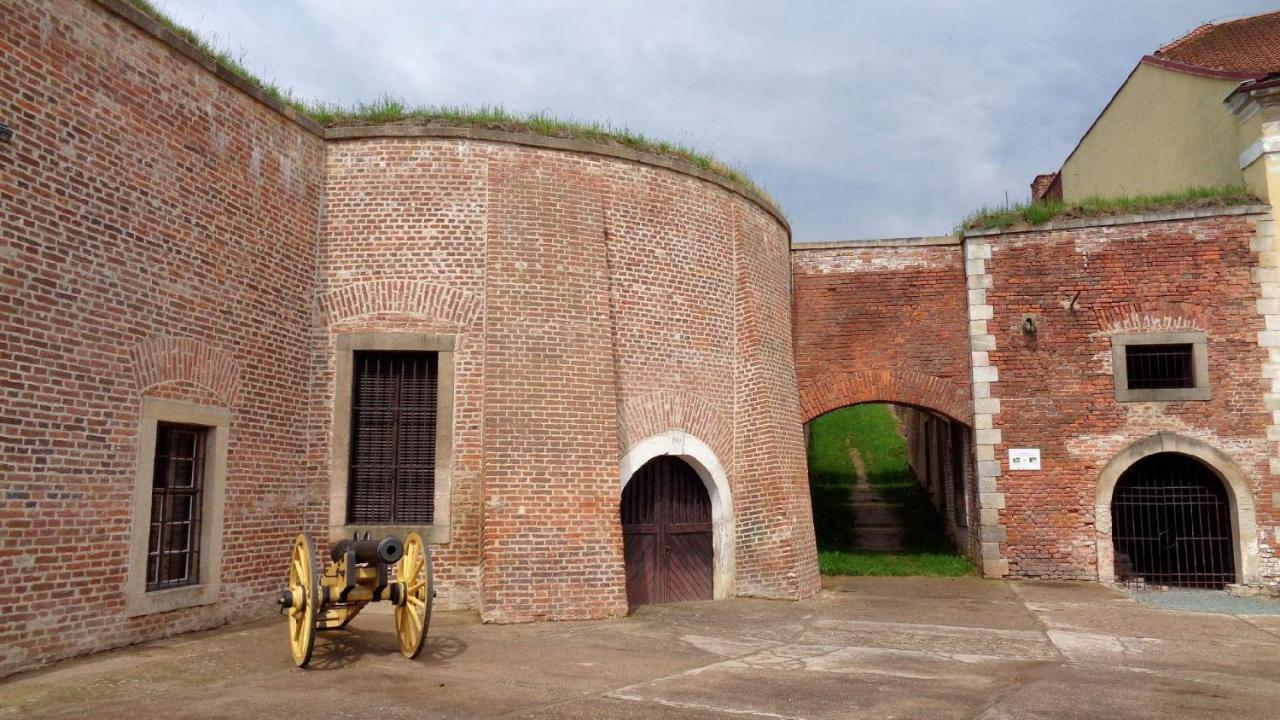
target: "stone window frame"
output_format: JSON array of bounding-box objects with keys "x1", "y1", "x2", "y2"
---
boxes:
[
  {"x1": 330, "y1": 333, "x2": 455, "y2": 545},
  {"x1": 126, "y1": 398, "x2": 230, "y2": 617},
  {"x1": 1111, "y1": 331, "x2": 1211, "y2": 402}
]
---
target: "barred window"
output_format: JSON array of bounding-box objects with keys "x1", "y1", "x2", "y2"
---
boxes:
[
  {"x1": 1125, "y1": 344, "x2": 1194, "y2": 390},
  {"x1": 347, "y1": 351, "x2": 438, "y2": 524},
  {"x1": 1111, "y1": 331, "x2": 1209, "y2": 402},
  {"x1": 147, "y1": 423, "x2": 207, "y2": 591}
]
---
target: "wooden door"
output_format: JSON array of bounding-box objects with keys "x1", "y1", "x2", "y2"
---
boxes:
[{"x1": 621, "y1": 456, "x2": 713, "y2": 606}]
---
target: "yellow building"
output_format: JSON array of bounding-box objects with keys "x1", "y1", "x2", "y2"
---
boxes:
[{"x1": 1035, "y1": 11, "x2": 1280, "y2": 213}]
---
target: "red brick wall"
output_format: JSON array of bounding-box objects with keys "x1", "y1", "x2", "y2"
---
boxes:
[
  {"x1": 318, "y1": 138, "x2": 819, "y2": 618},
  {"x1": 791, "y1": 242, "x2": 972, "y2": 423},
  {"x1": 478, "y1": 147, "x2": 625, "y2": 621},
  {"x1": 0, "y1": 0, "x2": 325, "y2": 676},
  {"x1": 1, "y1": 0, "x2": 827, "y2": 673},
  {"x1": 980, "y1": 214, "x2": 1280, "y2": 581},
  {"x1": 317, "y1": 139, "x2": 488, "y2": 610}
]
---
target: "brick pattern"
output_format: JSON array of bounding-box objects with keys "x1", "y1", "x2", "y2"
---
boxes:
[
  {"x1": 478, "y1": 148, "x2": 626, "y2": 621},
  {"x1": 317, "y1": 139, "x2": 490, "y2": 609},
  {"x1": 618, "y1": 391, "x2": 733, "y2": 473},
  {"x1": 736, "y1": 210, "x2": 821, "y2": 599},
  {"x1": 798, "y1": 369, "x2": 971, "y2": 425},
  {"x1": 317, "y1": 138, "x2": 813, "y2": 620},
  {"x1": 0, "y1": 0, "x2": 325, "y2": 676},
  {"x1": 791, "y1": 243, "x2": 972, "y2": 423},
  {"x1": 1093, "y1": 300, "x2": 1211, "y2": 334},
  {"x1": 129, "y1": 336, "x2": 242, "y2": 406},
  {"x1": 977, "y1": 213, "x2": 1279, "y2": 582}
]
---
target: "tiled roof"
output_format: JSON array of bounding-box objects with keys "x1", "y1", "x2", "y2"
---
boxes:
[{"x1": 1153, "y1": 11, "x2": 1280, "y2": 76}]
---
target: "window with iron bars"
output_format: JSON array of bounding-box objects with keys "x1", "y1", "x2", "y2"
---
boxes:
[
  {"x1": 1111, "y1": 331, "x2": 1209, "y2": 402},
  {"x1": 347, "y1": 351, "x2": 438, "y2": 525},
  {"x1": 1125, "y1": 343, "x2": 1194, "y2": 389},
  {"x1": 147, "y1": 423, "x2": 207, "y2": 591}
]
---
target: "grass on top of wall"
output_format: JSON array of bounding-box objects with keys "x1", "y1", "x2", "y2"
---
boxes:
[
  {"x1": 808, "y1": 404, "x2": 973, "y2": 577},
  {"x1": 122, "y1": 1, "x2": 776, "y2": 210},
  {"x1": 960, "y1": 185, "x2": 1261, "y2": 232}
]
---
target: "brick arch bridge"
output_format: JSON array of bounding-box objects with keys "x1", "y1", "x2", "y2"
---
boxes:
[
  {"x1": 791, "y1": 237, "x2": 973, "y2": 425},
  {"x1": 798, "y1": 369, "x2": 971, "y2": 425}
]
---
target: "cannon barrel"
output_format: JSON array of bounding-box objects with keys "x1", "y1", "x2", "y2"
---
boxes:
[{"x1": 330, "y1": 535, "x2": 403, "y2": 565}]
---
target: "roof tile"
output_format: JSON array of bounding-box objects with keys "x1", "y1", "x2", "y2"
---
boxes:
[{"x1": 1154, "y1": 11, "x2": 1280, "y2": 75}]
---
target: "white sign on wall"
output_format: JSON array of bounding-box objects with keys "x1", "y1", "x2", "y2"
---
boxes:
[{"x1": 1008, "y1": 448, "x2": 1041, "y2": 471}]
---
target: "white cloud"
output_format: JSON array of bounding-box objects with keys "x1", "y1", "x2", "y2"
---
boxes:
[{"x1": 159, "y1": 0, "x2": 1275, "y2": 240}]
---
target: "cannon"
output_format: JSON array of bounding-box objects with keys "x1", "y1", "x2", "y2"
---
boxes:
[{"x1": 278, "y1": 531, "x2": 433, "y2": 667}]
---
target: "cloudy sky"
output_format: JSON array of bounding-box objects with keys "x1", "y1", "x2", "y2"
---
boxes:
[{"x1": 161, "y1": 1, "x2": 1274, "y2": 241}]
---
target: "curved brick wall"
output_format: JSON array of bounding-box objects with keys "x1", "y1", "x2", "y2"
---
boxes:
[{"x1": 319, "y1": 135, "x2": 820, "y2": 619}]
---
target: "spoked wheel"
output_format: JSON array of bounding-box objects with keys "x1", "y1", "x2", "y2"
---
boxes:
[
  {"x1": 395, "y1": 532, "x2": 433, "y2": 659},
  {"x1": 286, "y1": 533, "x2": 320, "y2": 668}
]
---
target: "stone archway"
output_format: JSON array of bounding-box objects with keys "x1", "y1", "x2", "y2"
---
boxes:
[
  {"x1": 1095, "y1": 432, "x2": 1259, "y2": 585},
  {"x1": 619, "y1": 430, "x2": 734, "y2": 600}
]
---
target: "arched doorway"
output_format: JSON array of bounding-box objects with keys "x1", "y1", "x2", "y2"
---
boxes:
[
  {"x1": 1095, "y1": 433, "x2": 1259, "y2": 587},
  {"x1": 1110, "y1": 453, "x2": 1236, "y2": 588},
  {"x1": 621, "y1": 456, "x2": 713, "y2": 607}
]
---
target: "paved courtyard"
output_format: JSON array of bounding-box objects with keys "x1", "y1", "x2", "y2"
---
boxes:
[{"x1": 3, "y1": 577, "x2": 1279, "y2": 719}]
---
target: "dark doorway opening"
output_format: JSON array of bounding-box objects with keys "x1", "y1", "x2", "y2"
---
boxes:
[
  {"x1": 1111, "y1": 453, "x2": 1236, "y2": 589},
  {"x1": 621, "y1": 456, "x2": 713, "y2": 607}
]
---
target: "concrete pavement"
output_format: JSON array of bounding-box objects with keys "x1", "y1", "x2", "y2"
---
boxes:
[{"x1": 3, "y1": 576, "x2": 1278, "y2": 719}]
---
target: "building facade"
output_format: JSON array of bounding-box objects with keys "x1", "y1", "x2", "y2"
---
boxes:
[{"x1": 3, "y1": 0, "x2": 1280, "y2": 680}]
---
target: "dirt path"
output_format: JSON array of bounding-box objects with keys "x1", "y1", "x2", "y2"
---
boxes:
[{"x1": 845, "y1": 440, "x2": 905, "y2": 551}]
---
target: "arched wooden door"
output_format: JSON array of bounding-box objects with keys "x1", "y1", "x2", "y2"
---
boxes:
[
  {"x1": 621, "y1": 456, "x2": 713, "y2": 606},
  {"x1": 1111, "y1": 453, "x2": 1236, "y2": 588}
]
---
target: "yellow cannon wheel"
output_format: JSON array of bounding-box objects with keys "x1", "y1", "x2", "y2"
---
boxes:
[
  {"x1": 286, "y1": 533, "x2": 319, "y2": 668},
  {"x1": 395, "y1": 532, "x2": 433, "y2": 659}
]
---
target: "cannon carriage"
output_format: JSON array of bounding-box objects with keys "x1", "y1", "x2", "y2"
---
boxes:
[{"x1": 279, "y1": 531, "x2": 433, "y2": 667}]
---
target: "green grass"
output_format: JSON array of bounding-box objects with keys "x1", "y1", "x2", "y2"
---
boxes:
[
  {"x1": 126, "y1": 0, "x2": 301, "y2": 113},
  {"x1": 122, "y1": 1, "x2": 774, "y2": 208},
  {"x1": 808, "y1": 404, "x2": 973, "y2": 577},
  {"x1": 818, "y1": 550, "x2": 974, "y2": 577},
  {"x1": 960, "y1": 185, "x2": 1261, "y2": 232}
]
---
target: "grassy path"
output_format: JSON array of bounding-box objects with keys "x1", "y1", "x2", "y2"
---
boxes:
[{"x1": 808, "y1": 404, "x2": 973, "y2": 576}]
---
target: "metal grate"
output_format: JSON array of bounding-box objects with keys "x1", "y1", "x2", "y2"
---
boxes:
[
  {"x1": 1111, "y1": 453, "x2": 1235, "y2": 589},
  {"x1": 147, "y1": 423, "x2": 206, "y2": 591},
  {"x1": 348, "y1": 351, "x2": 438, "y2": 524},
  {"x1": 1124, "y1": 343, "x2": 1194, "y2": 389}
]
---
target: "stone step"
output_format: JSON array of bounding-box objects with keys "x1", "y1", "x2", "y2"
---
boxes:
[
  {"x1": 849, "y1": 488, "x2": 884, "y2": 504},
  {"x1": 853, "y1": 526, "x2": 907, "y2": 552},
  {"x1": 848, "y1": 503, "x2": 901, "y2": 526}
]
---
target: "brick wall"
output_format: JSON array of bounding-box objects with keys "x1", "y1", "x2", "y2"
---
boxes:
[
  {"x1": 791, "y1": 241, "x2": 972, "y2": 424},
  {"x1": 0, "y1": 0, "x2": 325, "y2": 676},
  {"x1": 318, "y1": 137, "x2": 819, "y2": 618},
  {"x1": 976, "y1": 211, "x2": 1280, "y2": 582},
  {"x1": 2, "y1": 0, "x2": 818, "y2": 675}
]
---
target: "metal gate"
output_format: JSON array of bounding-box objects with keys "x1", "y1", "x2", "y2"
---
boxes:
[
  {"x1": 1111, "y1": 453, "x2": 1235, "y2": 589},
  {"x1": 621, "y1": 456, "x2": 713, "y2": 607}
]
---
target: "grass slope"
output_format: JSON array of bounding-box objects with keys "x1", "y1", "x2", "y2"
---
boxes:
[
  {"x1": 808, "y1": 404, "x2": 972, "y2": 576},
  {"x1": 960, "y1": 185, "x2": 1260, "y2": 232}
]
